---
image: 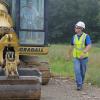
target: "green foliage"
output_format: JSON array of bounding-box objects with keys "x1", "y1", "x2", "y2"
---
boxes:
[
  {"x1": 48, "y1": 44, "x2": 100, "y2": 86},
  {"x1": 48, "y1": 0, "x2": 100, "y2": 43},
  {"x1": 86, "y1": 47, "x2": 100, "y2": 86},
  {"x1": 48, "y1": 44, "x2": 74, "y2": 77}
]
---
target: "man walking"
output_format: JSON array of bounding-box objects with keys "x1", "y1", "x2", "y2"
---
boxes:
[{"x1": 68, "y1": 21, "x2": 92, "y2": 90}]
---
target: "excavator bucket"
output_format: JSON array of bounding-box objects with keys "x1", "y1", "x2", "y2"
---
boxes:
[{"x1": 0, "y1": 68, "x2": 41, "y2": 100}]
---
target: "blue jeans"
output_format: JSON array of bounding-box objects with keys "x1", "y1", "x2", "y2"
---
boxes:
[{"x1": 73, "y1": 58, "x2": 88, "y2": 87}]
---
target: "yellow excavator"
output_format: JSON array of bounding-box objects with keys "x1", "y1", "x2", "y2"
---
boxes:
[{"x1": 0, "y1": 0, "x2": 50, "y2": 99}]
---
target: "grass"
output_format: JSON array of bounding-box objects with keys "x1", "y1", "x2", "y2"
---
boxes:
[
  {"x1": 86, "y1": 46, "x2": 100, "y2": 86},
  {"x1": 45, "y1": 44, "x2": 100, "y2": 86},
  {"x1": 47, "y1": 44, "x2": 74, "y2": 77}
]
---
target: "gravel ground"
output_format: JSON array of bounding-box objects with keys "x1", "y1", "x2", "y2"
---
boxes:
[{"x1": 41, "y1": 78, "x2": 100, "y2": 100}]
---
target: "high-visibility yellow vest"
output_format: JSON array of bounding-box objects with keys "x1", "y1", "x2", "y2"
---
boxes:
[{"x1": 73, "y1": 32, "x2": 88, "y2": 58}]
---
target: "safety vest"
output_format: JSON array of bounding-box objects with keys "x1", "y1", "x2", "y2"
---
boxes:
[{"x1": 73, "y1": 32, "x2": 88, "y2": 58}]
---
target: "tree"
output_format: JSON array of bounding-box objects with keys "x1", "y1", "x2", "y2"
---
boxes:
[{"x1": 48, "y1": 0, "x2": 100, "y2": 43}]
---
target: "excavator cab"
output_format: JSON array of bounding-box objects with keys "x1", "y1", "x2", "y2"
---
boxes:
[
  {"x1": 11, "y1": 0, "x2": 48, "y2": 46},
  {"x1": 0, "y1": 0, "x2": 50, "y2": 99}
]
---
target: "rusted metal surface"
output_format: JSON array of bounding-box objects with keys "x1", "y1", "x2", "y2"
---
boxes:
[
  {"x1": 19, "y1": 57, "x2": 51, "y2": 85},
  {"x1": 0, "y1": 76, "x2": 40, "y2": 85},
  {"x1": 0, "y1": 68, "x2": 41, "y2": 100},
  {"x1": 0, "y1": 84, "x2": 41, "y2": 99},
  {"x1": 38, "y1": 64, "x2": 51, "y2": 85}
]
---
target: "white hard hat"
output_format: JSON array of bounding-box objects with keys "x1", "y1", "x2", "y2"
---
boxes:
[{"x1": 75, "y1": 21, "x2": 85, "y2": 29}]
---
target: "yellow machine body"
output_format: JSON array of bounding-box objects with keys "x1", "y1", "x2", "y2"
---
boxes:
[{"x1": 0, "y1": 2, "x2": 41, "y2": 100}]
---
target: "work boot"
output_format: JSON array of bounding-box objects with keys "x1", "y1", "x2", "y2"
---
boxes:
[{"x1": 77, "y1": 85, "x2": 82, "y2": 91}]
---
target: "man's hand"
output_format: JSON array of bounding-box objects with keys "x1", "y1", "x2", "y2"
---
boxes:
[
  {"x1": 66, "y1": 55, "x2": 71, "y2": 61},
  {"x1": 80, "y1": 44, "x2": 91, "y2": 59},
  {"x1": 80, "y1": 53, "x2": 84, "y2": 59},
  {"x1": 66, "y1": 46, "x2": 73, "y2": 61}
]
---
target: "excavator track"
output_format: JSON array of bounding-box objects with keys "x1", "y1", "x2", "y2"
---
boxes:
[{"x1": 20, "y1": 56, "x2": 51, "y2": 85}]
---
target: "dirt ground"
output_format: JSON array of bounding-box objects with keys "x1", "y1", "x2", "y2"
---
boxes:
[{"x1": 41, "y1": 78, "x2": 100, "y2": 100}]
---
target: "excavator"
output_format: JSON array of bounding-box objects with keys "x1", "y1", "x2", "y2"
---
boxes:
[{"x1": 0, "y1": 0, "x2": 50, "y2": 99}]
